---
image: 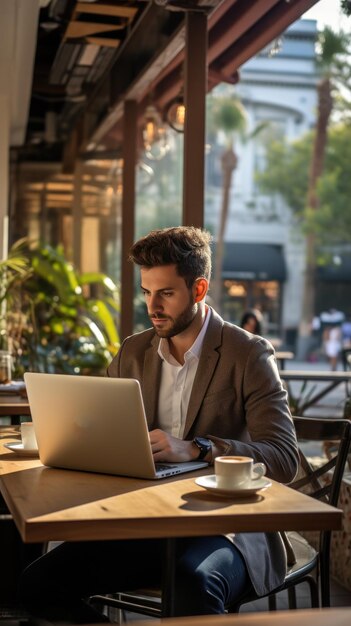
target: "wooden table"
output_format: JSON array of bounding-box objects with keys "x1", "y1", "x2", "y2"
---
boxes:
[
  {"x1": 0, "y1": 427, "x2": 342, "y2": 544},
  {"x1": 129, "y1": 608, "x2": 351, "y2": 626},
  {"x1": 0, "y1": 394, "x2": 30, "y2": 423},
  {"x1": 279, "y1": 370, "x2": 351, "y2": 414},
  {"x1": 275, "y1": 351, "x2": 294, "y2": 370},
  {"x1": 0, "y1": 427, "x2": 342, "y2": 615}
]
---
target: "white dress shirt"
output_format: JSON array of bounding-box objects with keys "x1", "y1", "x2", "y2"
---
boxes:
[{"x1": 157, "y1": 307, "x2": 211, "y2": 438}]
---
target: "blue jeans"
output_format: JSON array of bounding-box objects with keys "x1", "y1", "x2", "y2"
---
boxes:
[{"x1": 19, "y1": 536, "x2": 253, "y2": 623}]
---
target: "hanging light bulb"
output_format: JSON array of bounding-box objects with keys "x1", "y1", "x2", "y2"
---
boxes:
[
  {"x1": 165, "y1": 93, "x2": 186, "y2": 133},
  {"x1": 142, "y1": 104, "x2": 170, "y2": 160},
  {"x1": 143, "y1": 105, "x2": 163, "y2": 150}
]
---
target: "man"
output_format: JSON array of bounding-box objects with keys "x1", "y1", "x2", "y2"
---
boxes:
[{"x1": 20, "y1": 226, "x2": 298, "y2": 622}]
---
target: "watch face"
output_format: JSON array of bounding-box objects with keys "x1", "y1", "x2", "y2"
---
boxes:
[
  {"x1": 195, "y1": 437, "x2": 210, "y2": 447},
  {"x1": 194, "y1": 437, "x2": 211, "y2": 460}
]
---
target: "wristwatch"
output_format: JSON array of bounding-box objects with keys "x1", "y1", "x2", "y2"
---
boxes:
[{"x1": 192, "y1": 437, "x2": 212, "y2": 460}]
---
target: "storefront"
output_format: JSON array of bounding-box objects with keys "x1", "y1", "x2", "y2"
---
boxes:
[{"x1": 219, "y1": 242, "x2": 286, "y2": 337}]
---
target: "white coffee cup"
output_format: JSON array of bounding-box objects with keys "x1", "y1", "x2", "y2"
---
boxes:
[
  {"x1": 20, "y1": 421, "x2": 38, "y2": 451},
  {"x1": 215, "y1": 456, "x2": 266, "y2": 490}
]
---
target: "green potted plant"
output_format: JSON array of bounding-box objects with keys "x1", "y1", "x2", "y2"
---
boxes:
[{"x1": 0, "y1": 239, "x2": 120, "y2": 377}]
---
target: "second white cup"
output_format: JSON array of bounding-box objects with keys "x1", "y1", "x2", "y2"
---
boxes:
[
  {"x1": 20, "y1": 421, "x2": 38, "y2": 451},
  {"x1": 215, "y1": 456, "x2": 266, "y2": 490}
]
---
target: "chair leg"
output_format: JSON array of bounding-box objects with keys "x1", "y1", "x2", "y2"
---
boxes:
[
  {"x1": 320, "y1": 543, "x2": 330, "y2": 607},
  {"x1": 287, "y1": 576, "x2": 319, "y2": 608},
  {"x1": 305, "y1": 576, "x2": 320, "y2": 608},
  {"x1": 106, "y1": 603, "x2": 124, "y2": 624},
  {"x1": 288, "y1": 586, "x2": 297, "y2": 609},
  {"x1": 268, "y1": 594, "x2": 277, "y2": 610}
]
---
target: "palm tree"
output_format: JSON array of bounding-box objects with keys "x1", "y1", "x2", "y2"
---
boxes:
[
  {"x1": 207, "y1": 95, "x2": 247, "y2": 311},
  {"x1": 341, "y1": 1, "x2": 351, "y2": 17},
  {"x1": 297, "y1": 27, "x2": 350, "y2": 357}
]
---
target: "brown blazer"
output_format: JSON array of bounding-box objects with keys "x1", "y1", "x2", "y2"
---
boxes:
[{"x1": 107, "y1": 307, "x2": 299, "y2": 596}]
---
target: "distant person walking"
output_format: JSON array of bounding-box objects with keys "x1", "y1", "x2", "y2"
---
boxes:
[
  {"x1": 320, "y1": 308, "x2": 344, "y2": 371},
  {"x1": 323, "y1": 325, "x2": 342, "y2": 371},
  {"x1": 341, "y1": 317, "x2": 351, "y2": 348}
]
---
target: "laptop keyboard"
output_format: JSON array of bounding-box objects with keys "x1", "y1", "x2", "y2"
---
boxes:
[{"x1": 155, "y1": 463, "x2": 177, "y2": 471}]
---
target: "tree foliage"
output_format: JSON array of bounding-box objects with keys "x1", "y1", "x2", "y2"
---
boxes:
[
  {"x1": 209, "y1": 96, "x2": 247, "y2": 137},
  {"x1": 257, "y1": 122, "x2": 351, "y2": 246},
  {"x1": 257, "y1": 136, "x2": 312, "y2": 215},
  {"x1": 317, "y1": 27, "x2": 351, "y2": 121},
  {"x1": 341, "y1": 0, "x2": 351, "y2": 17}
]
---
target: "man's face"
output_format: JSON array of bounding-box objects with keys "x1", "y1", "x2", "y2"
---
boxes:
[{"x1": 140, "y1": 264, "x2": 198, "y2": 338}]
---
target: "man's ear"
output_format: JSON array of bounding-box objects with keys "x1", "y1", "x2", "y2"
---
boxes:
[{"x1": 194, "y1": 278, "x2": 208, "y2": 303}]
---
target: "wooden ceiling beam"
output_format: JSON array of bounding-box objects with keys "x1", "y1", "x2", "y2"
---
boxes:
[
  {"x1": 65, "y1": 22, "x2": 123, "y2": 39},
  {"x1": 216, "y1": 0, "x2": 319, "y2": 75},
  {"x1": 85, "y1": 0, "x2": 319, "y2": 153},
  {"x1": 74, "y1": 3, "x2": 138, "y2": 19},
  {"x1": 207, "y1": 0, "x2": 239, "y2": 28},
  {"x1": 208, "y1": 0, "x2": 281, "y2": 63},
  {"x1": 86, "y1": 37, "x2": 120, "y2": 48},
  {"x1": 135, "y1": 0, "x2": 280, "y2": 109}
]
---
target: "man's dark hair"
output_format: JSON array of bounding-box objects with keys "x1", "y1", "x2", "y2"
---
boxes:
[{"x1": 129, "y1": 226, "x2": 212, "y2": 288}]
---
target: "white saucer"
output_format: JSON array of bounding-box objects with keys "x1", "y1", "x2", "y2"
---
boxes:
[
  {"x1": 4, "y1": 442, "x2": 39, "y2": 457},
  {"x1": 195, "y1": 475, "x2": 272, "y2": 497}
]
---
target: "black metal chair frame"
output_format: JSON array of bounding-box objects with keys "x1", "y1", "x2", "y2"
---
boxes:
[
  {"x1": 235, "y1": 416, "x2": 351, "y2": 612},
  {"x1": 90, "y1": 416, "x2": 351, "y2": 619}
]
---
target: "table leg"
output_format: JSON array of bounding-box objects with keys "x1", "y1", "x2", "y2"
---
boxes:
[
  {"x1": 0, "y1": 496, "x2": 45, "y2": 605},
  {"x1": 161, "y1": 537, "x2": 176, "y2": 617}
]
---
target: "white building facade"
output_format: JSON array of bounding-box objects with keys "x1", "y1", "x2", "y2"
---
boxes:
[{"x1": 205, "y1": 19, "x2": 318, "y2": 344}]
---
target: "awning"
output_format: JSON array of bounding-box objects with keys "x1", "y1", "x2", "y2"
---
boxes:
[
  {"x1": 317, "y1": 255, "x2": 351, "y2": 282},
  {"x1": 213, "y1": 242, "x2": 287, "y2": 282}
]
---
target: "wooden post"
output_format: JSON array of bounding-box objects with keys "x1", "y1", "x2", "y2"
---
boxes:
[
  {"x1": 0, "y1": 96, "x2": 9, "y2": 259},
  {"x1": 182, "y1": 11, "x2": 207, "y2": 228},
  {"x1": 121, "y1": 100, "x2": 137, "y2": 340}
]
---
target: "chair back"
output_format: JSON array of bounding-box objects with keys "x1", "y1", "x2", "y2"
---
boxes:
[
  {"x1": 291, "y1": 416, "x2": 351, "y2": 508},
  {"x1": 290, "y1": 415, "x2": 351, "y2": 605},
  {"x1": 341, "y1": 348, "x2": 351, "y2": 372}
]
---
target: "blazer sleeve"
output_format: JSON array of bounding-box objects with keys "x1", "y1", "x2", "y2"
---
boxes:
[{"x1": 208, "y1": 338, "x2": 299, "y2": 484}]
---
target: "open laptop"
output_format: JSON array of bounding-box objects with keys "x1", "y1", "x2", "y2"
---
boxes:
[{"x1": 24, "y1": 372, "x2": 208, "y2": 479}]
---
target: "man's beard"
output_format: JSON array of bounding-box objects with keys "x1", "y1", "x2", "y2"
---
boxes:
[{"x1": 150, "y1": 297, "x2": 197, "y2": 338}]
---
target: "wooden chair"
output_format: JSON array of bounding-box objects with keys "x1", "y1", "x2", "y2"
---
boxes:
[{"x1": 90, "y1": 416, "x2": 351, "y2": 619}]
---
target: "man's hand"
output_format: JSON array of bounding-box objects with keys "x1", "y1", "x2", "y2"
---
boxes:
[{"x1": 149, "y1": 429, "x2": 199, "y2": 463}]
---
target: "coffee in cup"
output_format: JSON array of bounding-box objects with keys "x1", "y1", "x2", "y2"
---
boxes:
[
  {"x1": 20, "y1": 421, "x2": 38, "y2": 451},
  {"x1": 214, "y1": 456, "x2": 266, "y2": 490}
]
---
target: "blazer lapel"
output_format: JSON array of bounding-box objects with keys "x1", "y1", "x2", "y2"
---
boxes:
[
  {"x1": 142, "y1": 335, "x2": 162, "y2": 429},
  {"x1": 183, "y1": 309, "x2": 223, "y2": 438}
]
